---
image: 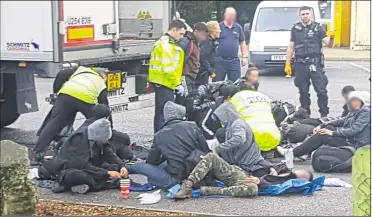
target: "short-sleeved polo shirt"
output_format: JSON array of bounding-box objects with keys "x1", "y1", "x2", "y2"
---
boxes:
[{"x1": 217, "y1": 22, "x2": 245, "y2": 58}]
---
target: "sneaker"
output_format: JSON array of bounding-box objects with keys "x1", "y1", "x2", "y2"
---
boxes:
[
  {"x1": 51, "y1": 183, "x2": 68, "y2": 193},
  {"x1": 70, "y1": 184, "x2": 90, "y2": 194},
  {"x1": 284, "y1": 148, "x2": 294, "y2": 170}
]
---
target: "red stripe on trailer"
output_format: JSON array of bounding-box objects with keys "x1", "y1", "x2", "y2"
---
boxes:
[{"x1": 59, "y1": 0, "x2": 112, "y2": 48}]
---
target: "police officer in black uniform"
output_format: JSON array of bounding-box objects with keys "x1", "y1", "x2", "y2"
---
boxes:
[{"x1": 285, "y1": 6, "x2": 335, "y2": 117}]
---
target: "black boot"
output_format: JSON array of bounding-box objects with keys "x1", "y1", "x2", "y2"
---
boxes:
[{"x1": 173, "y1": 180, "x2": 193, "y2": 199}]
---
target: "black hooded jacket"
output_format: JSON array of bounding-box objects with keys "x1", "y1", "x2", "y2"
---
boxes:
[{"x1": 42, "y1": 126, "x2": 126, "y2": 188}]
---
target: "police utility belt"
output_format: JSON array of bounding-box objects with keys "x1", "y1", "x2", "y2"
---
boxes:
[{"x1": 295, "y1": 54, "x2": 325, "y2": 72}]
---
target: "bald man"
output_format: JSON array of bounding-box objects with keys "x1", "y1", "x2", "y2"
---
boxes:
[
  {"x1": 214, "y1": 7, "x2": 247, "y2": 83},
  {"x1": 197, "y1": 21, "x2": 221, "y2": 86}
]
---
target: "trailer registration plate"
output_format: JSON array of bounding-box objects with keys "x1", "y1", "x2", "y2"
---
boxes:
[{"x1": 107, "y1": 72, "x2": 123, "y2": 91}]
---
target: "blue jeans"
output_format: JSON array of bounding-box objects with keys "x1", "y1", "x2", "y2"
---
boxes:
[
  {"x1": 127, "y1": 162, "x2": 179, "y2": 189},
  {"x1": 213, "y1": 57, "x2": 241, "y2": 82}
]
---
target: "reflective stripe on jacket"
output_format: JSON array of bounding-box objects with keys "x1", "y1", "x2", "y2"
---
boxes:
[
  {"x1": 230, "y1": 90, "x2": 281, "y2": 151},
  {"x1": 58, "y1": 66, "x2": 106, "y2": 104},
  {"x1": 148, "y1": 35, "x2": 185, "y2": 90}
]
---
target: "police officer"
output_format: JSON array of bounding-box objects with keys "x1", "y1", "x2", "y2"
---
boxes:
[
  {"x1": 34, "y1": 66, "x2": 110, "y2": 162},
  {"x1": 149, "y1": 20, "x2": 186, "y2": 133},
  {"x1": 285, "y1": 6, "x2": 335, "y2": 117}
]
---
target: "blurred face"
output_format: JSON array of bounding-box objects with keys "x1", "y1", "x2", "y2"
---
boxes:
[
  {"x1": 246, "y1": 70, "x2": 259, "y2": 84},
  {"x1": 195, "y1": 30, "x2": 208, "y2": 41},
  {"x1": 170, "y1": 27, "x2": 185, "y2": 41},
  {"x1": 350, "y1": 98, "x2": 362, "y2": 110},
  {"x1": 294, "y1": 170, "x2": 312, "y2": 181},
  {"x1": 224, "y1": 9, "x2": 236, "y2": 24},
  {"x1": 100, "y1": 72, "x2": 107, "y2": 82},
  {"x1": 300, "y1": 9, "x2": 311, "y2": 24},
  {"x1": 210, "y1": 25, "x2": 221, "y2": 39}
]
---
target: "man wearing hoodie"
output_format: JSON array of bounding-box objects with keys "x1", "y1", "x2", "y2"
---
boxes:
[
  {"x1": 279, "y1": 90, "x2": 371, "y2": 169},
  {"x1": 174, "y1": 102, "x2": 275, "y2": 198},
  {"x1": 127, "y1": 101, "x2": 210, "y2": 188},
  {"x1": 40, "y1": 119, "x2": 128, "y2": 194}
]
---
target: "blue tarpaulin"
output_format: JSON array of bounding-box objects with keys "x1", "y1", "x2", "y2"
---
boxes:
[{"x1": 167, "y1": 176, "x2": 325, "y2": 199}]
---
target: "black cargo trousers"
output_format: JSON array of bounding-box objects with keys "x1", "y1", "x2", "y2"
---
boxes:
[{"x1": 294, "y1": 56, "x2": 329, "y2": 116}]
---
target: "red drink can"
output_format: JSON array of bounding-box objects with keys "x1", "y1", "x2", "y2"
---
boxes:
[{"x1": 120, "y1": 179, "x2": 130, "y2": 198}]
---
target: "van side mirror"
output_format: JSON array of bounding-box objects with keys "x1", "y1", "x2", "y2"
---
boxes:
[
  {"x1": 244, "y1": 23, "x2": 251, "y2": 33},
  {"x1": 244, "y1": 23, "x2": 251, "y2": 44}
]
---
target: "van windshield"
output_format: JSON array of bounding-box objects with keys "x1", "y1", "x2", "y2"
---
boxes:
[{"x1": 254, "y1": 7, "x2": 315, "y2": 32}]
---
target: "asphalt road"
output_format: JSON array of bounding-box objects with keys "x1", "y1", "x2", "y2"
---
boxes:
[{"x1": 1, "y1": 61, "x2": 370, "y2": 216}]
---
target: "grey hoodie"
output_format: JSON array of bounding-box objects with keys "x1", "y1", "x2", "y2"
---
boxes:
[
  {"x1": 326, "y1": 90, "x2": 371, "y2": 148},
  {"x1": 164, "y1": 101, "x2": 186, "y2": 122},
  {"x1": 213, "y1": 102, "x2": 273, "y2": 173}
]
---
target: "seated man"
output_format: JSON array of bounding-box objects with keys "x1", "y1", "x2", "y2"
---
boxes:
[
  {"x1": 278, "y1": 90, "x2": 371, "y2": 169},
  {"x1": 55, "y1": 104, "x2": 135, "y2": 161},
  {"x1": 174, "y1": 152, "x2": 313, "y2": 199},
  {"x1": 230, "y1": 83, "x2": 281, "y2": 152},
  {"x1": 208, "y1": 102, "x2": 276, "y2": 177},
  {"x1": 40, "y1": 119, "x2": 128, "y2": 194},
  {"x1": 185, "y1": 81, "x2": 236, "y2": 137},
  {"x1": 127, "y1": 101, "x2": 210, "y2": 189}
]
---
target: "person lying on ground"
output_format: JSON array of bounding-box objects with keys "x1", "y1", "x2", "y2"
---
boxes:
[
  {"x1": 39, "y1": 118, "x2": 128, "y2": 194},
  {"x1": 127, "y1": 101, "x2": 210, "y2": 189},
  {"x1": 278, "y1": 90, "x2": 371, "y2": 169},
  {"x1": 296, "y1": 85, "x2": 355, "y2": 127},
  {"x1": 209, "y1": 102, "x2": 276, "y2": 178},
  {"x1": 230, "y1": 82, "x2": 281, "y2": 153},
  {"x1": 173, "y1": 152, "x2": 313, "y2": 199},
  {"x1": 55, "y1": 104, "x2": 135, "y2": 161}
]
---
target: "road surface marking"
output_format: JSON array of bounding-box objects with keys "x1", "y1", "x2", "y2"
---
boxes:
[{"x1": 348, "y1": 62, "x2": 370, "y2": 72}]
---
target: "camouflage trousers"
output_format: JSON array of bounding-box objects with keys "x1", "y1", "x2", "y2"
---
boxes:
[{"x1": 187, "y1": 152, "x2": 258, "y2": 197}]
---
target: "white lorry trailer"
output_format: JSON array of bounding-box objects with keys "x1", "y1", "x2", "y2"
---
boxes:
[{"x1": 0, "y1": 0, "x2": 171, "y2": 127}]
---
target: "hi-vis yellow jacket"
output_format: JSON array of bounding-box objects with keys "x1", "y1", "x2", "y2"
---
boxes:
[
  {"x1": 58, "y1": 66, "x2": 106, "y2": 104},
  {"x1": 148, "y1": 35, "x2": 185, "y2": 90},
  {"x1": 230, "y1": 90, "x2": 281, "y2": 151}
]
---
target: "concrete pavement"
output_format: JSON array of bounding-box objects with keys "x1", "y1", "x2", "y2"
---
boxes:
[
  {"x1": 1, "y1": 61, "x2": 370, "y2": 216},
  {"x1": 324, "y1": 47, "x2": 370, "y2": 61}
]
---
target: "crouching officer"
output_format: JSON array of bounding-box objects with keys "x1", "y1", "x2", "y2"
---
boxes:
[
  {"x1": 34, "y1": 66, "x2": 110, "y2": 162},
  {"x1": 285, "y1": 6, "x2": 335, "y2": 117},
  {"x1": 149, "y1": 20, "x2": 186, "y2": 133}
]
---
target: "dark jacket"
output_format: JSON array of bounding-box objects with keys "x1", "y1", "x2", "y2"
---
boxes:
[
  {"x1": 324, "y1": 92, "x2": 371, "y2": 148},
  {"x1": 146, "y1": 119, "x2": 210, "y2": 181},
  {"x1": 213, "y1": 102, "x2": 273, "y2": 173},
  {"x1": 199, "y1": 36, "x2": 218, "y2": 76},
  {"x1": 42, "y1": 126, "x2": 126, "y2": 188},
  {"x1": 259, "y1": 173, "x2": 298, "y2": 189},
  {"x1": 341, "y1": 104, "x2": 349, "y2": 118},
  {"x1": 180, "y1": 32, "x2": 201, "y2": 81}
]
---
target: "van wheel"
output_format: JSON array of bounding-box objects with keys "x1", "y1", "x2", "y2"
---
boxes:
[{"x1": 1, "y1": 74, "x2": 19, "y2": 128}]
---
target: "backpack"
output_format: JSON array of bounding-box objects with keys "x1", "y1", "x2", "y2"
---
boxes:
[{"x1": 311, "y1": 146, "x2": 356, "y2": 173}]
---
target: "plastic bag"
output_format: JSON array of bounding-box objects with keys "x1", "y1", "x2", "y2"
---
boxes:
[{"x1": 136, "y1": 189, "x2": 161, "y2": 205}]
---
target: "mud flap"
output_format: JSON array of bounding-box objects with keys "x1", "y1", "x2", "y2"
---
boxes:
[
  {"x1": 15, "y1": 67, "x2": 39, "y2": 114},
  {"x1": 352, "y1": 145, "x2": 371, "y2": 216}
]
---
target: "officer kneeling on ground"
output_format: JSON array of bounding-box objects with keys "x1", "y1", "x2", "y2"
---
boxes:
[
  {"x1": 285, "y1": 6, "x2": 335, "y2": 117},
  {"x1": 34, "y1": 66, "x2": 111, "y2": 163}
]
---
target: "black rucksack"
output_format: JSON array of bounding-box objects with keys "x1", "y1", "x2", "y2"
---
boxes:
[{"x1": 311, "y1": 146, "x2": 356, "y2": 173}]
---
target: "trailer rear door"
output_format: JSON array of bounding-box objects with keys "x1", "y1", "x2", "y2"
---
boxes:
[{"x1": 0, "y1": 1, "x2": 56, "y2": 61}]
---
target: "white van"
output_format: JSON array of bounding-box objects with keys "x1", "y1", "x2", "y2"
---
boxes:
[{"x1": 245, "y1": 1, "x2": 322, "y2": 70}]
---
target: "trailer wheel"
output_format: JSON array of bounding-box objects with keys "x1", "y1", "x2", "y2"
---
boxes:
[{"x1": 1, "y1": 75, "x2": 19, "y2": 128}]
